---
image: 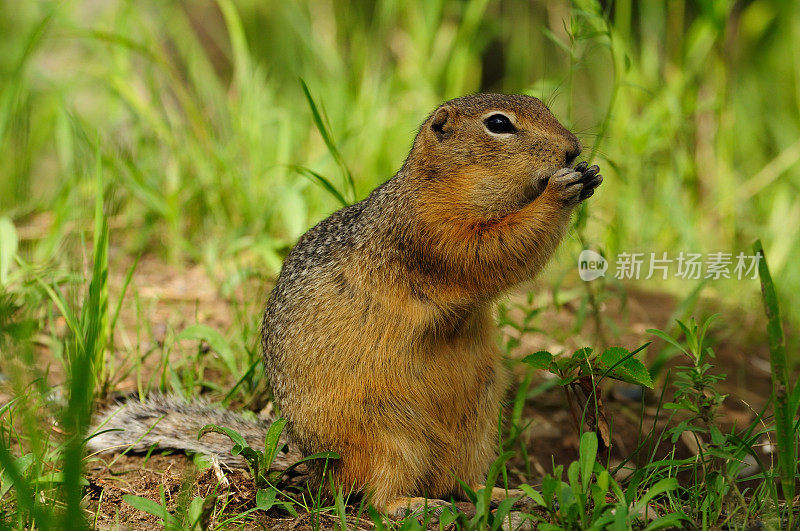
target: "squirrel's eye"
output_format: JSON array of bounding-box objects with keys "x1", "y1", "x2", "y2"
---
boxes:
[{"x1": 484, "y1": 114, "x2": 517, "y2": 134}]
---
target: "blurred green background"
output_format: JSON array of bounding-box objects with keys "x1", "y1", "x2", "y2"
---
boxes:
[{"x1": 1, "y1": 0, "x2": 798, "y2": 331}]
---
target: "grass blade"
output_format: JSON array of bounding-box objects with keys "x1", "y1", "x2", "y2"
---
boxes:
[
  {"x1": 0, "y1": 217, "x2": 17, "y2": 286},
  {"x1": 289, "y1": 165, "x2": 350, "y2": 207},
  {"x1": 299, "y1": 79, "x2": 356, "y2": 202},
  {"x1": 753, "y1": 239, "x2": 795, "y2": 512},
  {"x1": 177, "y1": 324, "x2": 238, "y2": 378}
]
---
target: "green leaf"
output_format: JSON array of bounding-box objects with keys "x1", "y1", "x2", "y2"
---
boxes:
[
  {"x1": 256, "y1": 488, "x2": 277, "y2": 511},
  {"x1": 277, "y1": 450, "x2": 340, "y2": 482},
  {"x1": 198, "y1": 423, "x2": 247, "y2": 449},
  {"x1": 598, "y1": 347, "x2": 654, "y2": 388},
  {"x1": 522, "y1": 351, "x2": 553, "y2": 370},
  {"x1": 554, "y1": 347, "x2": 594, "y2": 376},
  {"x1": 643, "y1": 512, "x2": 688, "y2": 531},
  {"x1": 197, "y1": 422, "x2": 262, "y2": 475},
  {"x1": 398, "y1": 516, "x2": 423, "y2": 530},
  {"x1": 263, "y1": 418, "x2": 287, "y2": 468},
  {"x1": 177, "y1": 324, "x2": 238, "y2": 377},
  {"x1": 519, "y1": 484, "x2": 546, "y2": 507},
  {"x1": 579, "y1": 432, "x2": 598, "y2": 493},
  {"x1": 286, "y1": 450, "x2": 339, "y2": 467},
  {"x1": 367, "y1": 506, "x2": 387, "y2": 530},
  {"x1": 30, "y1": 472, "x2": 89, "y2": 486},
  {"x1": 632, "y1": 478, "x2": 677, "y2": 515},
  {"x1": 186, "y1": 496, "x2": 205, "y2": 529},
  {"x1": 438, "y1": 507, "x2": 458, "y2": 528},
  {"x1": 123, "y1": 494, "x2": 177, "y2": 526},
  {"x1": 216, "y1": 0, "x2": 250, "y2": 87},
  {"x1": 541, "y1": 467, "x2": 562, "y2": 509},
  {"x1": 0, "y1": 453, "x2": 33, "y2": 499},
  {"x1": 490, "y1": 497, "x2": 518, "y2": 531},
  {"x1": 0, "y1": 442, "x2": 51, "y2": 526},
  {"x1": 556, "y1": 356, "x2": 584, "y2": 375},
  {"x1": 455, "y1": 477, "x2": 478, "y2": 504},
  {"x1": 482, "y1": 451, "x2": 515, "y2": 512},
  {"x1": 335, "y1": 489, "x2": 348, "y2": 530},
  {"x1": 567, "y1": 460, "x2": 580, "y2": 491},
  {"x1": 647, "y1": 328, "x2": 688, "y2": 356},
  {"x1": 709, "y1": 425, "x2": 725, "y2": 446},
  {"x1": 594, "y1": 468, "x2": 610, "y2": 497}
]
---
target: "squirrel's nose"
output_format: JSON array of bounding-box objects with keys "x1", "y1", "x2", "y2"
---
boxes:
[{"x1": 564, "y1": 139, "x2": 582, "y2": 166}]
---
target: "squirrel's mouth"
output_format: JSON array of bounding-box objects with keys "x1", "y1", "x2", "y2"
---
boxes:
[
  {"x1": 520, "y1": 179, "x2": 548, "y2": 205},
  {"x1": 521, "y1": 165, "x2": 564, "y2": 205}
]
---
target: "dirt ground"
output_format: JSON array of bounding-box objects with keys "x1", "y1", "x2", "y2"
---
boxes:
[{"x1": 34, "y1": 252, "x2": 783, "y2": 528}]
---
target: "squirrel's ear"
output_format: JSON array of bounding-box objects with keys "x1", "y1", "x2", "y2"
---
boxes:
[{"x1": 430, "y1": 106, "x2": 455, "y2": 141}]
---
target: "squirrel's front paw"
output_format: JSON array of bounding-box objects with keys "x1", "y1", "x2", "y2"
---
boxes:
[{"x1": 548, "y1": 161, "x2": 602, "y2": 205}]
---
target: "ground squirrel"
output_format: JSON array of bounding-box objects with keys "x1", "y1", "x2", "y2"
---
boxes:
[{"x1": 89, "y1": 93, "x2": 602, "y2": 515}]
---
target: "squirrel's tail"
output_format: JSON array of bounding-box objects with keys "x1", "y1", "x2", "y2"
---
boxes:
[{"x1": 86, "y1": 395, "x2": 294, "y2": 468}]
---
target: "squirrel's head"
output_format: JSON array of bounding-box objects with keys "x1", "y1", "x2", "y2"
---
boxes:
[{"x1": 407, "y1": 93, "x2": 581, "y2": 218}]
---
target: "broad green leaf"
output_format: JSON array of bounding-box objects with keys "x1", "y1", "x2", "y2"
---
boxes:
[
  {"x1": 567, "y1": 460, "x2": 580, "y2": 491},
  {"x1": 0, "y1": 453, "x2": 33, "y2": 499},
  {"x1": 186, "y1": 496, "x2": 205, "y2": 528},
  {"x1": 555, "y1": 356, "x2": 583, "y2": 374},
  {"x1": 709, "y1": 425, "x2": 725, "y2": 446},
  {"x1": 123, "y1": 494, "x2": 177, "y2": 526},
  {"x1": 572, "y1": 347, "x2": 594, "y2": 360},
  {"x1": 598, "y1": 347, "x2": 654, "y2": 388},
  {"x1": 554, "y1": 347, "x2": 594, "y2": 376},
  {"x1": 522, "y1": 351, "x2": 553, "y2": 370},
  {"x1": 519, "y1": 484, "x2": 546, "y2": 507},
  {"x1": 256, "y1": 487, "x2": 277, "y2": 511},
  {"x1": 263, "y1": 417, "x2": 287, "y2": 468}
]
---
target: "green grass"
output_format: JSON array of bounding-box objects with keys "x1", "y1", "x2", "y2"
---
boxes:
[{"x1": 1, "y1": 0, "x2": 799, "y2": 529}]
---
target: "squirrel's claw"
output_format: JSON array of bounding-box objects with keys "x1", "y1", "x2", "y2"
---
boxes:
[{"x1": 549, "y1": 163, "x2": 603, "y2": 205}]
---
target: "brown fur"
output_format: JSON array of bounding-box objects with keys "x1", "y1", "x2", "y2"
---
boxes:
[
  {"x1": 262, "y1": 94, "x2": 601, "y2": 511},
  {"x1": 88, "y1": 94, "x2": 601, "y2": 515}
]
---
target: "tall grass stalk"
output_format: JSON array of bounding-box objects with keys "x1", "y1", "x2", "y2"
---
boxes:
[{"x1": 753, "y1": 239, "x2": 797, "y2": 523}]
